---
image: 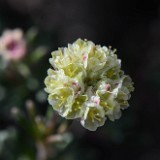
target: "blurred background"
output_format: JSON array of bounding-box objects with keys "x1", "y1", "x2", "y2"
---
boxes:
[{"x1": 0, "y1": 0, "x2": 160, "y2": 159}]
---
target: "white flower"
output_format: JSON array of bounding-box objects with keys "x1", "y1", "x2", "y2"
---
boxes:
[{"x1": 44, "y1": 39, "x2": 134, "y2": 131}]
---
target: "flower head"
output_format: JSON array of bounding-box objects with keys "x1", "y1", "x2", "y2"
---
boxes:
[
  {"x1": 45, "y1": 39, "x2": 134, "y2": 131},
  {"x1": 0, "y1": 29, "x2": 26, "y2": 61}
]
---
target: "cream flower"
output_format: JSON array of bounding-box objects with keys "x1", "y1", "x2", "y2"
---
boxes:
[{"x1": 44, "y1": 39, "x2": 134, "y2": 131}]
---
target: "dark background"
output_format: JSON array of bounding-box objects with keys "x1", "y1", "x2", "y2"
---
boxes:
[{"x1": 0, "y1": 0, "x2": 160, "y2": 159}]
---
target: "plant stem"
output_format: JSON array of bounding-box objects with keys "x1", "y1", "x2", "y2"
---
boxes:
[{"x1": 36, "y1": 141, "x2": 48, "y2": 160}]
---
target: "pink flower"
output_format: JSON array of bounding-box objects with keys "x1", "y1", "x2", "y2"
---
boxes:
[
  {"x1": 105, "y1": 83, "x2": 111, "y2": 91},
  {"x1": 0, "y1": 29, "x2": 26, "y2": 61}
]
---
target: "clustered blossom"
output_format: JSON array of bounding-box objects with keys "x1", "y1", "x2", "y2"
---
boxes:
[
  {"x1": 0, "y1": 29, "x2": 26, "y2": 61},
  {"x1": 44, "y1": 39, "x2": 134, "y2": 131}
]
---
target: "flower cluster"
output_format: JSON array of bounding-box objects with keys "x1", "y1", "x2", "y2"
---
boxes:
[
  {"x1": 44, "y1": 39, "x2": 134, "y2": 131},
  {"x1": 0, "y1": 29, "x2": 26, "y2": 61}
]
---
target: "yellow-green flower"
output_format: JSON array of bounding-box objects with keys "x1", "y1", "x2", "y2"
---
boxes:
[
  {"x1": 44, "y1": 39, "x2": 134, "y2": 131},
  {"x1": 81, "y1": 102, "x2": 106, "y2": 131}
]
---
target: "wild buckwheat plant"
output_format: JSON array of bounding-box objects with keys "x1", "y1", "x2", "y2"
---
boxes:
[{"x1": 45, "y1": 39, "x2": 134, "y2": 131}]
